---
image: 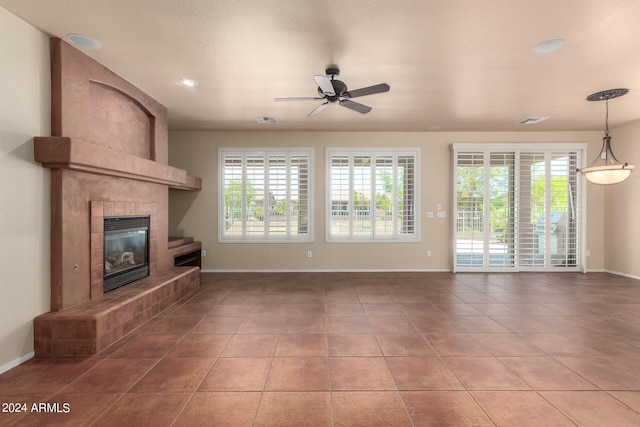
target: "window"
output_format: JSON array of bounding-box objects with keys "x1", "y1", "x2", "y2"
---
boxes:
[
  {"x1": 327, "y1": 148, "x2": 419, "y2": 241},
  {"x1": 219, "y1": 148, "x2": 312, "y2": 242},
  {"x1": 452, "y1": 143, "x2": 585, "y2": 272}
]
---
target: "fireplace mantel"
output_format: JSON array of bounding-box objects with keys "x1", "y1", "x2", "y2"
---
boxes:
[{"x1": 35, "y1": 136, "x2": 201, "y2": 191}]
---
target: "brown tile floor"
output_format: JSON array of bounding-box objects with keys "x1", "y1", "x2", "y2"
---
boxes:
[{"x1": 2, "y1": 272, "x2": 640, "y2": 426}]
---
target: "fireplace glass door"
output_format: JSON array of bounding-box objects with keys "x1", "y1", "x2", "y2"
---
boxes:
[{"x1": 103, "y1": 216, "x2": 150, "y2": 292}]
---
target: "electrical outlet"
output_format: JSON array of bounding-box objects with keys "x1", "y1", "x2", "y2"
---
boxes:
[
  {"x1": 307, "y1": 250, "x2": 313, "y2": 258},
  {"x1": 427, "y1": 250, "x2": 432, "y2": 257},
  {"x1": 201, "y1": 250, "x2": 207, "y2": 257}
]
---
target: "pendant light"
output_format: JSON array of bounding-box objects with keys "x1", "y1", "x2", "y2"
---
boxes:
[{"x1": 579, "y1": 88, "x2": 634, "y2": 185}]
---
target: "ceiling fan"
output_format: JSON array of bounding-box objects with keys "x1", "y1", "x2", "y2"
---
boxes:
[{"x1": 275, "y1": 66, "x2": 390, "y2": 117}]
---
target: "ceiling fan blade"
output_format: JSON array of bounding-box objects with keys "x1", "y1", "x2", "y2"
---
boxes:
[
  {"x1": 339, "y1": 99, "x2": 372, "y2": 114},
  {"x1": 275, "y1": 97, "x2": 324, "y2": 101},
  {"x1": 344, "y1": 83, "x2": 390, "y2": 98},
  {"x1": 314, "y1": 75, "x2": 336, "y2": 96},
  {"x1": 307, "y1": 102, "x2": 329, "y2": 117}
]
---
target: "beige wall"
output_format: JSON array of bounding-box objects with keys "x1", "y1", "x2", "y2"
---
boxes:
[
  {"x1": 169, "y1": 130, "x2": 606, "y2": 272},
  {"x1": 603, "y1": 119, "x2": 640, "y2": 278},
  {"x1": 0, "y1": 8, "x2": 51, "y2": 370}
]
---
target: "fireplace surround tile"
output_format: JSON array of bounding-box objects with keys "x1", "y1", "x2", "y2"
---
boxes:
[
  {"x1": 114, "y1": 201, "x2": 126, "y2": 216},
  {"x1": 90, "y1": 199, "x2": 158, "y2": 299},
  {"x1": 91, "y1": 201, "x2": 103, "y2": 216},
  {"x1": 103, "y1": 202, "x2": 114, "y2": 217}
]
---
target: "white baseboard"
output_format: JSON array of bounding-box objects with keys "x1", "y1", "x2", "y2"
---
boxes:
[
  {"x1": 604, "y1": 269, "x2": 640, "y2": 281},
  {"x1": 200, "y1": 268, "x2": 639, "y2": 281},
  {"x1": 200, "y1": 268, "x2": 452, "y2": 273},
  {"x1": 0, "y1": 351, "x2": 34, "y2": 375}
]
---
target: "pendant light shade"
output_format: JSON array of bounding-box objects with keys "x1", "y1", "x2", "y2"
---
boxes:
[
  {"x1": 579, "y1": 89, "x2": 634, "y2": 185},
  {"x1": 582, "y1": 167, "x2": 633, "y2": 185}
]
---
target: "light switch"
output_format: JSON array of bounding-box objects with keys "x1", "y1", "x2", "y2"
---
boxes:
[{"x1": 437, "y1": 211, "x2": 446, "y2": 218}]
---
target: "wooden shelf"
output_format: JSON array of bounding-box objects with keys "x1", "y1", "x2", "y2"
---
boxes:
[{"x1": 168, "y1": 237, "x2": 202, "y2": 268}]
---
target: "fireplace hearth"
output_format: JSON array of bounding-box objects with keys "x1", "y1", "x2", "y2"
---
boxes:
[{"x1": 103, "y1": 216, "x2": 149, "y2": 293}]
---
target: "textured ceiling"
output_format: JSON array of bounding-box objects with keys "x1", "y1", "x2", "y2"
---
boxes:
[{"x1": 2, "y1": 0, "x2": 640, "y2": 132}]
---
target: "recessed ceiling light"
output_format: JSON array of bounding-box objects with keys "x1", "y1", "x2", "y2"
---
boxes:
[
  {"x1": 256, "y1": 116, "x2": 277, "y2": 124},
  {"x1": 533, "y1": 39, "x2": 564, "y2": 54},
  {"x1": 517, "y1": 116, "x2": 550, "y2": 125},
  {"x1": 66, "y1": 34, "x2": 101, "y2": 49},
  {"x1": 180, "y1": 78, "x2": 198, "y2": 87}
]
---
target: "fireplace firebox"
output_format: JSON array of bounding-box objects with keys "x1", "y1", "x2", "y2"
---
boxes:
[{"x1": 103, "y1": 216, "x2": 150, "y2": 293}]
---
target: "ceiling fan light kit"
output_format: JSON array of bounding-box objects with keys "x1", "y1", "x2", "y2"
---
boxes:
[
  {"x1": 579, "y1": 88, "x2": 635, "y2": 185},
  {"x1": 275, "y1": 66, "x2": 390, "y2": 117}
]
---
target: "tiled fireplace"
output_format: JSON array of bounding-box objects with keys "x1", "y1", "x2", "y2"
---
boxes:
[
  {"x1": 91, "y1": 201, "x2": 157, "y2": 296},
  {"x1": 32, "y1": 38, "x2": 202, "y2": 357}
]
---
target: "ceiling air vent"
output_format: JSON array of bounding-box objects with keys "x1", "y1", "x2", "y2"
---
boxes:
[
  {"x1": 256, "y1": 116, "x2": 278, "y2": 124},
  {"x1": 517, "y1": 116, "x2": 550, "y2": 125}
]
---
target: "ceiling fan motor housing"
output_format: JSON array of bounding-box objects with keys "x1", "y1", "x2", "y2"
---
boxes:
[{"x1": 318, "y1": 79, "x2": 348, "y2": 102}]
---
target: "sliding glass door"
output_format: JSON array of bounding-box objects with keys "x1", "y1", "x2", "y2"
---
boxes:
[{"x1": 452, "y1": 144, "x2": 584, "y2": 272}]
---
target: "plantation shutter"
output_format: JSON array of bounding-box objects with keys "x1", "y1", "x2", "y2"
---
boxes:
[
  {"x1": 453, "y1": 144, "x2": 584, "y2": 272},
  {"x1": 327, "y1": 149, "x2": 419, "y2": 241},
  {"x1": 455, "y1": 152, "x2": 485, "y2": 268},
  {"x1": 219, "y1": 149, "x2": 312, "y2": 242}
]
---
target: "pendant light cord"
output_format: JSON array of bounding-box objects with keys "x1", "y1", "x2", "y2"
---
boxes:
[
  {"x1": 603, "y1": 98, "x2": 625, "y2": 165},
  {"x1": 605, "y1": 99, "x2": 609, "y2": 136}
]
